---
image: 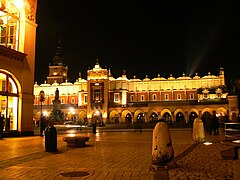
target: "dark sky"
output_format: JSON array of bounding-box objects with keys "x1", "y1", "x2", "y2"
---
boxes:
[{"x1": 35, "y1": 0, "x2": 240, "y2": 86}]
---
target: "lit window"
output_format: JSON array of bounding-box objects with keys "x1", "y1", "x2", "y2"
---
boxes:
[
  {"x1": 0, "y1": 71, "x2": 19, "y2": 131},
  {"x1": 177, "y1": 94, "x2": 181, "y2": 100},
  {"x1": 114, "y1": 93, "x2": 120, "y2": 102},
  {"x1": 0, "y1": 2, "x2": 20, "y2": 50}
]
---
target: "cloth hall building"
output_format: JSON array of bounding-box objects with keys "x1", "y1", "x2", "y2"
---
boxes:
[{"x1": 33, "y1": 52, "x2": 239, "y2": 126}]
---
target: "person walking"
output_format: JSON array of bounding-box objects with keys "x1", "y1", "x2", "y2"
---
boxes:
[
  {"x1": 40, "y1": 116, "x2": 46, "y2": 137},
  {"x1": 0, "y1": 113, "x2": 4, "y2": 140},
  {"x1": 92, "y1": 117, "x2": 97, "y2": 134},
  {"x1": 212, "y1": 111, "x2": 219, "y2": 135}
]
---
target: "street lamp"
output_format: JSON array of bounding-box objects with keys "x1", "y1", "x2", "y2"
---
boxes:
[
  {"x1": 39, "y1": 90, "x2": 45, "y2": 116},
  {"x1": 39, "y1": 90, "x2": 45, "y2": 136}
]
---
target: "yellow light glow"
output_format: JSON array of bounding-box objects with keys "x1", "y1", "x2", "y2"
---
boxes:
[
  {"x1": 203, "y1": 142, "x2": 212, "y2": 145},
  {"x1": 69, "y1": 107, "x2": 75, "y2": 114},
  {"x1": 14, "y1": 0, "x2": 24, "y2": 9},
  {"x1": 94, "y1": 110, "x2": 100, "y2": 116},
  {"x1": 67, "y1": 133, "x2": 75, "y2": 137},
  {"x1": 103, "y1": 112, "x2": 107, "y2": 118},
  {"x1": 43, "y1": 111, "x2": 48, "y2": 117},
  {"x1": 232, "y1": 140, "x2": 240, "y2": 144}
]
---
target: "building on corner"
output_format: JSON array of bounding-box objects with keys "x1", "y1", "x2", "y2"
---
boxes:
[
  {"x1": 0, "y1": 0, "x2": 38, "y2": 136},
  {"x1": 33, "y1": 52, "x2": 239, "y2": 127}
]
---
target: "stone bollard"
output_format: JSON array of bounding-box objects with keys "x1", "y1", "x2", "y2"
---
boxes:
[
  {"x1": 192, "y1": 117, "x2": 205, "y2": 142},
  {"x1": 45, "y1": 125, "x2": 58, "y2": 152},
  {"x1": 151, "y1": 121, "x2": 174, "y2": 166}
]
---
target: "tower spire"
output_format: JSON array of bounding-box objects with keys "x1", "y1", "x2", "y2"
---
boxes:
[{"x1": 52, "y1": 38, "x2": 64, "y2": 66}]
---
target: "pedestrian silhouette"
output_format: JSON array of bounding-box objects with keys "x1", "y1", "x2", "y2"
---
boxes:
[
  {"x1": 92, "y1": 117, "x2": 97, "y2": 134},
  {"x1": 212, "y1": 111, "x2": 219, "y2": 135},
  {"x1": 0, "y1": 113, "x2": 4, "y2": 140},
  {"x1": 40, "y1": 116, "x2": 46, "y2": 136}
]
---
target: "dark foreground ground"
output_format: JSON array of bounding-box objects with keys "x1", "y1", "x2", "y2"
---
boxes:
[{"x1": 0, "y1": 127, "x2": 239, "y2": 179}]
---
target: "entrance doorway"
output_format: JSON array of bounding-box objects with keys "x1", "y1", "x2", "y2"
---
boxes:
[{"x1": 0, "y1": 71, "x2": 19, "y2": 131}]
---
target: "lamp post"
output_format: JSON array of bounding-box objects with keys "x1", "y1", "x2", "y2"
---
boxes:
[
  {"x1": 39, "y1": 90, "x2": 45, "y2": 136},
  {"x1": 39, "y1": 90, "x2": 45, "y2": 116}
]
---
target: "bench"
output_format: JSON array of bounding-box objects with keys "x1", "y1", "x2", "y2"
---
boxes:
[{"x1": 62, "y1": 136, "x2": 90, "y2": 147}]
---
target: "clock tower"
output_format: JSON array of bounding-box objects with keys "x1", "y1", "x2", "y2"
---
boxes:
[{"x1": 47, "y1": 40, "x2": 68, "y2": 84}]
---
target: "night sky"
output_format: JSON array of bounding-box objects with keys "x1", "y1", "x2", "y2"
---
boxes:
[{"x1": 35, "y1": 0, "x2": 240, "y2": 86}]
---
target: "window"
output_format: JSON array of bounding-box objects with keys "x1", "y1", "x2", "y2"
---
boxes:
[
  {"x1": 61, "y1": 98, "x2": 64, "y2": 104},
  {"x1": 84, "y1": 94, "x2": 87, "y2": 104},
  {"x1": 165, "y1": 94, "x2": 169, "y2": 100},
  {"x1": 141, "y1": 95, "x2": 144, "y2": 101},
  {"x1": 177, "y1": 94, "x2": 181, "y2": 100},
  {"x1": 114, "y1": 93, "x2": 120, "y2": 102},
  {"x1": 71, "y1": 98, "x2": 75, "y2": 104},
  {"x1": 217, "y1": 93, "x2": 222, "y2": 98},
  {"x1": 0, "y1": 2, "x2": 20, "y2": 50},
  {"x1": 93, "y1": 89, "x2": 101, "y2": 101},
  {"x1": 190, "y1": 93, "x2": 194, "y2": 99},
  {"x1": 203, "y1": 93, "x2": 208, "y2": 99},
  {"x1": 0, "y1": 71, "x2": 19, "y2": 131},
  {"x1": 153, "y1": 94, "x2": 156, "y2": 101},
  {"x1": 130, "y1": 95, "x2": 134, "y2": 101}
]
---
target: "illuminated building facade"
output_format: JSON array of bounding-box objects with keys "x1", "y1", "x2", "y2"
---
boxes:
[
  {"x1": 0, "y1": 0, "x2": 37, "y2": 136},
  {"x1": 34, "y1": 55, "x2": 239, "y2": 126}
]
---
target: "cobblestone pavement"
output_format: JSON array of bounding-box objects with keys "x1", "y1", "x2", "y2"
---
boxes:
[
  {"x1": 168, "y1": 129, "x2": 240, "y2": 180},
  {"x1": 0, "y1": 128, "x2": 238, "y2": 180}
]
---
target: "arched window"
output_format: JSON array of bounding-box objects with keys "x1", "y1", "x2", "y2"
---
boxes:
[
  {"x1": 0, "y1": 70, "x2": 19, "y2": 131},
  {"x1": 0, "y1": 1, "x2": 20, "y2": 50}
]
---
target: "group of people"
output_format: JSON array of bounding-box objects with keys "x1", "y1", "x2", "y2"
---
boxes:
[
  {"x1": 192, "y1": 111, "x2": 219, "y2": 142},
  {"x1": 204, "y1": 111, "x2": 219, "y2": 135}
]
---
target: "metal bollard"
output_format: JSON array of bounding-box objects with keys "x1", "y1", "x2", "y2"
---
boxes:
[{"x1": 45, "y1": 125, "x2": 58, "y2": 152}]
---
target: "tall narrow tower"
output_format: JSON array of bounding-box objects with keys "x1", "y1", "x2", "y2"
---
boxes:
[{"x1": 47, "y1": 39, "x2": 68, "y2": 84}]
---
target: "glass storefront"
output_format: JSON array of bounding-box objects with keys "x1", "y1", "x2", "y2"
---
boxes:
[{"x1": 0, "y1": 71, "x2": 19, "y2": 131}]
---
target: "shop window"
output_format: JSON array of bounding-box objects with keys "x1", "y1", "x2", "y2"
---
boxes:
[{"x1": 0, "y1": 71, "x2": 19, "y2": 131}]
